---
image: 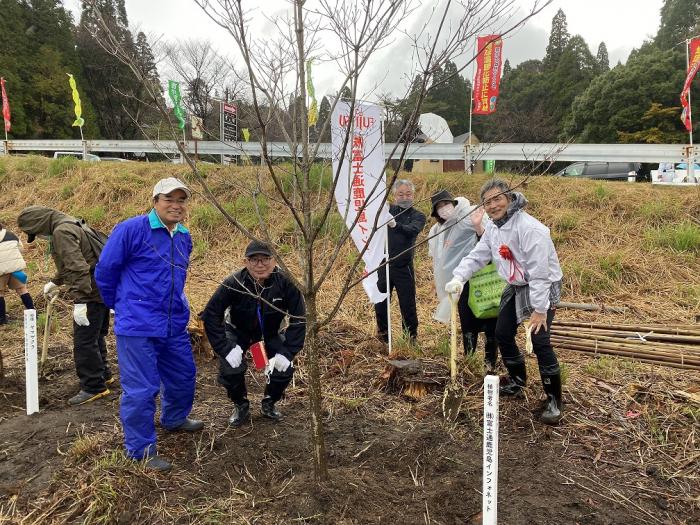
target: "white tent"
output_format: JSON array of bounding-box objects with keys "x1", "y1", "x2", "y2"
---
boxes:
[{"x1": 417, "y1": 113, "x2": 453, "y2": 144}]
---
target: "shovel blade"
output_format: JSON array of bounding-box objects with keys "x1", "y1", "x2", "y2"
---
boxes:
[{"x1": 442, "y1": 382, "x2": 464, "y2": 421}]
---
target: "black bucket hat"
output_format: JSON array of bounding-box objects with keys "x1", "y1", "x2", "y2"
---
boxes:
[{"x1": 430, "y1": 190, "x2": 458, "y2": 218}]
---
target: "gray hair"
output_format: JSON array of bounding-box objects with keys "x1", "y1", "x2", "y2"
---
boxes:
[
  {"x1": 392, "y1": 179, "x2": 415, "y2": 193},
  {"x1": 479, "y1": 178, "x2": 513, "y2": 201}
]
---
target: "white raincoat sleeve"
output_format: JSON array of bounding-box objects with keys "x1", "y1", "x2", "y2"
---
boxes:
[
  {"x1": 452, "y1": 227, "x2": 493, "y2": 283},
  {"x1": 520, "y1": 227, "x2": 556, "y2": 313}
]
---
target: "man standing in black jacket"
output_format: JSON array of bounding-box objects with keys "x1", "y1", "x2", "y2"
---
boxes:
[
  {"x1": 375, "y1": 179, "x2": 426, "y2": 343},
  {"x1": 201, "y1": 241, "x2": 305, "y2": 427}
]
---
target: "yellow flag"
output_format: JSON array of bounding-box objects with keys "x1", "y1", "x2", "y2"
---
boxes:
[
  {"x1": 66, "y1": 74, "x2": 84, "y2": 127},
  {"x1": 306, "y1": 59, "x2": 318, "y2": 127},
  {"x1": 242, "y1": 128, "x2": 250, "y2": 142}
]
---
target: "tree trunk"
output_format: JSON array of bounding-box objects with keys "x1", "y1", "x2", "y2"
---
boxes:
[{"x1": 304, "y1": 292, "x2": 329, "y2": 481}]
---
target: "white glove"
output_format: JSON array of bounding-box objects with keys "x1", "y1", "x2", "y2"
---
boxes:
[
  {"x1": 388, "y1": 217, "x2": 397, "y2": 228},
  {"x1": 445, "y1": 278, "x2": 464, "y2": 295},
  {"x1": 272, "y1": 354, "x2": 291, "y2": 373},
  {"x1": 225, "y1": 345, "x2": 243, "y2": 368},
  {"x1": 73, "y1": 304, "x2": 90, "y2": 326},
  {"x1": 43, "y1": 281, "x2": 59, "y2": 298}
]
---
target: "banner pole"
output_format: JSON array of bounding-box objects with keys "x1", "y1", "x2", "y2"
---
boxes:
[
  {"x1": 688, "y1": 40, "x2": 694, "y2": 148},
  {"x1": 467, "y1": 41, "x2": 476, "y2": 174},
  {"x1": 385, "y1": 226, "x2": 392, "y2": 354},
  {"x1": 687, "y1": 40, "x2": 696, "y2": 182},
  {"x1": 24, "y1": 309, "x2": 39, "y2": 415}
]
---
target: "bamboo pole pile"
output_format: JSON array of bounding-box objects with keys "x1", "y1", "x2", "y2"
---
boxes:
[{"x1": 551, "y1": 321, "x2": 700, "y2": 371}]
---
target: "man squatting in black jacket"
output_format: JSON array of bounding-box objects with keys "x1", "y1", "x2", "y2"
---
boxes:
[
  {"x1": 374, "y1": 179, "x2": 426, "y2": 343},
  {"x1": 201, "y1": 240, "x2": 306, "y2": 426}
]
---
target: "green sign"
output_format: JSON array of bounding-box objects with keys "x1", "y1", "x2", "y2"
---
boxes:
[
  {"x1": 485, "y1": 159, "x2": 495, "y2": 173},
  {"x1": 168, "y1": 80, "x2": 186, "y2": 130}
]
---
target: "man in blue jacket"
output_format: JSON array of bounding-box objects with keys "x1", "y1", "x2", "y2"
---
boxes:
[{"x1": 95, "y1": 177, "x2": 203, "y2": 472}]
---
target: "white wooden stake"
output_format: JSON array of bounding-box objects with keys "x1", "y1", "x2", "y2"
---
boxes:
[
  {"x1": 482, "y1": 374, "x2": 500, "y2": 525},
  {"x1": 24, "y1": 309, "x2": 39, "y2": 415}
]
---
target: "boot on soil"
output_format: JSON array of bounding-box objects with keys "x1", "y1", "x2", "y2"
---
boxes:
[
  {"x1": 68, "y1": 389, "x2": 110, "y2": 406},
  {"x1": 540, "y1": 373, "x2": 563, "y2": 425},
  {"x1": 228, "y1": 400, "x2": 250, "y2": 427},
  {"x1": 484, "y1": 337, "x2": 498, "y2": 376},
  {"x1": 484, "y1": 359, "x2": 498, "y2": 376},
  {"x1": 166, "y1": 418, "x2": 204, "y2": 432},
  {"x1": 143, "y1": 455, "x2": 172, "y2": 472},
  {"x1": 500, "y1": 362, "x2": 527, "y2": 397},
  {"x1": 261, "y1": 396, "x2": 281, "y2": 421}
]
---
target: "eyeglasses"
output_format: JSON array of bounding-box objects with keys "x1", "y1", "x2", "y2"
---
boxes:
[
  {"x1": 395, "y1": 191, "x2": 414, "y2": 198},
  {"x1": 247, "y1": 256, "x2": 273, "y2": 266},
  {"x1": 161, "y1": 197, "x2": 188, "y2": 205}
]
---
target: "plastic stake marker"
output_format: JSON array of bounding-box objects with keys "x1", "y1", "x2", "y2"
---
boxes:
[
  {"x1": 483, "y1": 375, "x2": 499, "y2": 525},
  {"x1": 24, "y1": 309, "x2": 39, "y2": 415}
]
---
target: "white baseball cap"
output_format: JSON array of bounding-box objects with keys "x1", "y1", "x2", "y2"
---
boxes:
[{"x1": 152, "y1": 177, "x2": 192, "y2": 199}]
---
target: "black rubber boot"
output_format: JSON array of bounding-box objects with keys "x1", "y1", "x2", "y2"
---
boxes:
[
  {"x1": 540, "y1": 373, "x2": 563, "y2": 425},
  {"x1": 500, "y1": 362, "x2": 527, "y2": 396},
  {"x1": 228, "y1": 400, "x2": 250, "y2": 427},
  {"x1": 261, "y1": 396, "x2": 281, "y2": 421},
  {"x1": 20, "y1": 293, "x2": 34, "y2": 310},
  {"x1": 0, "y1": 297, "x2": 6, "y2": 324},
  {"x1": 463, "y1": 331, "x2": 477, "y2": 356},
  {"x1": 484, "y1": 337, "x2": 498, "y2": 375}
]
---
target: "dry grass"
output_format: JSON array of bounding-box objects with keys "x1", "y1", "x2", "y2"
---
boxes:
[{"x1": 1, "y1": 156, "x2": 699, "y2": 522}]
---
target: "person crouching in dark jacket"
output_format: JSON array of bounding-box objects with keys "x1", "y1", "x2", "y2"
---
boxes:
[
  {"x1": 374, "y1": 179, "x2": 426, "y2": 343},
  {"x1": 201, "y1": 240, "x2": 306, "y2": 427}
]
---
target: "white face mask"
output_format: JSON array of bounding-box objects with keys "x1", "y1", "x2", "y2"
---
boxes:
[{"x1": 437, "y1": 203, "x2": 455, "y2": 221}]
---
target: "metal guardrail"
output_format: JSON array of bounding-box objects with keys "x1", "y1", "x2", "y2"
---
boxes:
[{"x1": 1, "y1": 139, "x2": 697, "y2": 163}]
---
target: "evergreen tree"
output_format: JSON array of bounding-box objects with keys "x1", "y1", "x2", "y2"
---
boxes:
[
  {"x1": 317, "y1": 96, "x2": 331, "y2": 141},
  {"x1": 655, "y1": 0, "x2": 700, "y2": 50},
  {"x1": 502, "y1": 59, "x2": 512, "y2": 78},
  {"x1": 543, "y1": 9, "x2": 569, "y2": 70},
  {"x1": 0, "y1": 0, "x2": 98, "y2": 138},
  {"x1": 77, "y1": 0, "x2": 160, "y2": 139},
  {"x1": 563, "y1": 46, "x2": 698, "y2": 142},
  {"x1": 596, "y1": 42, "x2": 610, "y2": 73},
  {"x1": 422, "y1": 61, "x2": 470, "y2": 135}
]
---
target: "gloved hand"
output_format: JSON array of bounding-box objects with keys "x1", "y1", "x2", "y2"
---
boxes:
[
  {"x1": 73, "y1": 304, "x2": 90, "y2": 326},
  {"x1": 43, "y1": 281, "x2": 59, "y2": 298},
  {"x1": 225, "y1": 345, "x2": 243, "y2": 368},
  {"x1": 445, "y1": 278, "x2": 464, "y2": 295},
  {"x1": 272, "y1": 353, "x2": 291, "y2": 373},
  {"x1": 388, "y1": 217, "x2": 397, "y2": 228}
]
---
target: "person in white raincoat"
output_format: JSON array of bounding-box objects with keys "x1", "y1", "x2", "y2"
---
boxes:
[
  {"x1": 427, "y1": 190, "x2": 498, "y2": 371},
  {"x1": 446, "y1": 179, "x2": 564, "y2": 425}
]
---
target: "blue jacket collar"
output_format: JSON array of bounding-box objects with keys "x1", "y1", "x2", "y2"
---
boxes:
[{"x1": 148, "y1": 209, "x2": 189, "y2": 234}]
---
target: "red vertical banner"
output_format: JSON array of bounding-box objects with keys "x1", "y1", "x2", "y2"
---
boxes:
[
  {"x1": 472, "y1": 35, "x2": 504, "y2": 115},
  {"x1": 681, "y1": 37, "x2": 700, "y2": 132},
  {"x1": 0, "y1": 77, "x2": 10, "y2": 133}
]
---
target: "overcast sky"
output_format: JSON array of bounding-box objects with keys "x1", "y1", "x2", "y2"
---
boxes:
[{"x1": 63, "y1": 0, "x2": 664, "y2": 98}]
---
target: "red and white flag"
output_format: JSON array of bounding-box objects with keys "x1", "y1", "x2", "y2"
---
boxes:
[
  {"x1": 0, "y1": 77, "x2": 10, "y2": 133},
  {"x1": 681, "y1": 37, "x2": 700, "y2": 132},
  {"x1": 472, "y1": 35, "x2": 504, "y2": 115}
]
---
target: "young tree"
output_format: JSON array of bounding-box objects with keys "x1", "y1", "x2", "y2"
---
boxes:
[
  {"x1": 86, "y1": 0, "x2": 553, "y2": 483},
  {"x1": 163, "y1": 39, "x2": 236, "y2": 137}
]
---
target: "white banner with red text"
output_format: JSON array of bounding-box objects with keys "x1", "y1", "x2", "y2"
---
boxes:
[{"x1": 331, "y1": 101, "x2": 390, "y2": 304}]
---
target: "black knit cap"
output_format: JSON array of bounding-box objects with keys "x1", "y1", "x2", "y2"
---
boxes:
[
  {"x1": 245, "y1": 240, "x2": 273, "y2": 257},
  {"x1": 430, "y1": 189, "x2": 458, "y2": 218}
]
